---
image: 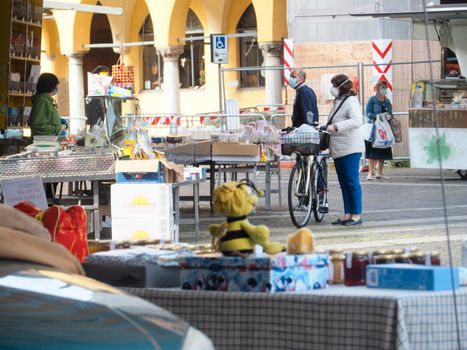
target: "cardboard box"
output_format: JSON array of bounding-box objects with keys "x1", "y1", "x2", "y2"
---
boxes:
[
  {"x1": 179, "y1": 253, "x2": 330, "y2": 292},
  {"x1": 366, "y1": 264, "x2": 460, "y2": 291},
  {"x1": 83, "y1": 263, "x2": 180, "y2": 288},
  {"x1": 111, "y1": 184, "x2": 173, "y2": 219},
  {"x1": 211, "y1": 142, "x2": 259, "y2": 157},
  {"x1": 112, "y1": 217, "x2": 174, "y2": 241},
  {"x1": 115, "y1": 160, "x2": 162, "y2": 184}
]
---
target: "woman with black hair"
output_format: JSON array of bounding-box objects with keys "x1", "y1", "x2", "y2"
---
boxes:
[
  {"x1": 29, "y1": 73, "x2": 63, "y2": 136},
  {"x1": 326, "y1": 73, "x2": 365, "y2": 226}
]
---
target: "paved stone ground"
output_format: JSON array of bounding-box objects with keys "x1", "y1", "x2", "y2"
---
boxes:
[{"x1": 178, "y1": 167, "x2": 467, "y2": 266}]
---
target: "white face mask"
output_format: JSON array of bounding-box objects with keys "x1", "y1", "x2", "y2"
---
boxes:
[
  {"x1": 379, "y1": 87, "x2": 388, "y2": 96},
  {"x1": 330, "y1": 78, "x2": 351, "y2": 98},
  {"x1": 330, "y1": 87, "x2": 339, "y2": 98}
]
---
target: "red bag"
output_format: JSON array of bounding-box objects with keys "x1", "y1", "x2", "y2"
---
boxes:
[{"x1": 14, "y1": 202, "x2": 89, "y2": 262}]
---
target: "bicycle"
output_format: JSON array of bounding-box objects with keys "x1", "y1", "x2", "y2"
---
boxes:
[{"x1": 281, "y1": 128, "x2": 329, "y2": 228}]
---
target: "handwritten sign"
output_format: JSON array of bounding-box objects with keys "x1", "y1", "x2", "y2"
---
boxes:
[{"x1": 0, "y1": 176, "x2": 48, "y2": 209}]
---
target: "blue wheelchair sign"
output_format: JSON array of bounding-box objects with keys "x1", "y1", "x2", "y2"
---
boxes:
[
  {"x1": 210, "y1": 34, "x2": 228, "y2": 64},
  {"x1": 216, "y1": 36, "x2": 226, "y2": 49}
]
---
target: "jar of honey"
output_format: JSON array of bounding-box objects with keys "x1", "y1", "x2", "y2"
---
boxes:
[
  {"x1": 344, "y1": 251, "x2": 369, "y2": 286},
  {"x1": 330, "y1": 254, "x2": 345, "y2": 284}
]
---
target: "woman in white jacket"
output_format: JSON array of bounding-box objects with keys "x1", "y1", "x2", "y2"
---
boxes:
[{"x1": 326, "y1": 74, "x2": 365, "y2": 226}]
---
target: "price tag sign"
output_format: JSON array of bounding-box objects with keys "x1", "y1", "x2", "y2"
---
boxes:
[
  {"x1": 0, "y1": 176, "x2": 48, "y2": 209},
  {"x1": 210, "y1": 34, "x2": 228, "y2": 64}
]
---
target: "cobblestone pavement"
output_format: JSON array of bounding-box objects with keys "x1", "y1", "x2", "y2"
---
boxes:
[{"x1": 178, "y1": 167, "x2": 467, "y2": 266}]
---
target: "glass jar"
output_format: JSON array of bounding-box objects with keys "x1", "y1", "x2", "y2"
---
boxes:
[
  {"x1": 427, "y1": 251, "x2": 441, "y2": 266},
  {"x1": 330, "y1": 254, "x2": 345, "y2": 284},
  {"x1": 411, "y1": 252, "x2": 426, "y2": 265},
  {"x1": 395, "y1": 253, "x2": 412, "y2": 264},
  {"x1": 374, "y1": 255, "x2": 396, "y2": 264},
  {"x1": 344, "y1": 251, "x2": 369, "y2": 286},
  {"x1": 329, "y1": 249, "x2": 343, "y2": 256}
]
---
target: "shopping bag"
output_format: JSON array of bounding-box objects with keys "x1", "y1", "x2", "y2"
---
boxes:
[
  {"x1": 15, "y1": 202, "x2": 89, "y2": 262},
  {"x1": 372, "y1": 114, "x2": 395, "y2": 149},
  {"x1": 360, "y1": 122, "x2": 376, "y2": 142},
  {"x1": 388, "y1": 116, "x2": 402, "y2": 143}
]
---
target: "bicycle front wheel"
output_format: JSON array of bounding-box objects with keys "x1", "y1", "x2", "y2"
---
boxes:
[
  {"x1": 312, "y1": 156, "x2": 329, "y2": 222},
  {"x1": 288, "y1": 160, "x2": 312, "y2": 228}
]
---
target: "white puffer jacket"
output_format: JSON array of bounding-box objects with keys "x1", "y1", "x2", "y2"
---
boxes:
[{"x1": 327, "y1": 95, "x2": 365, "y2": 159}]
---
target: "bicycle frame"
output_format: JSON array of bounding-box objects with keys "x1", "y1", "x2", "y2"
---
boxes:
[{"x1": 292, "y1": 152, "x2": 314, "y2": 198}]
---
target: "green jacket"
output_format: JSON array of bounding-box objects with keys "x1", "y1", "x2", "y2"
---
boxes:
[{"x1": 30, "y1": 93, "x2": 62, "y2": 136}]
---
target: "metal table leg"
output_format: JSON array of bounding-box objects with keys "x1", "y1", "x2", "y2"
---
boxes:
[
  {"x1": 92, "y1": 180, "x2": 100, "y2": 240},
  {"x1": 193, "y1": 182, "x2": 200, "y2": 242},
  {"x1": 265, "y1": 162, "x2": 271, "y2": 210},
  {"x1": 173, "y1": 186, "x2": 180, "y2": 243}
]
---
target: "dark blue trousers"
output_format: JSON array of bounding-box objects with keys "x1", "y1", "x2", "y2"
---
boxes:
[{"x1": 334, "y1": 152, "x2": 362, "y2": 215}]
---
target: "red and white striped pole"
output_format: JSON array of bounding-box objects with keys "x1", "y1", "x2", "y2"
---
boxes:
[
  {"x1": 371, "y1": 39, "x2": 393, "y2": 100},
  {"x1": 283, "y1": 39, "x2": 294, "y2": 86}
]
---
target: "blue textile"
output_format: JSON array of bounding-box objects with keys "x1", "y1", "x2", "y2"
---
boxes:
[
  {"x1": 292, "y1": 84, "x2": 319, "y2": 127},
  {"x1": 334, "y1": 152, "x2": 362, "y2": 215},
  {"x1": 365, "y1": 95, "x2": 392, "y2": 122}
]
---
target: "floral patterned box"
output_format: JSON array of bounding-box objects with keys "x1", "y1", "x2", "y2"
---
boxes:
[{"x1": 179, "y1": 253, "x2": 330, "y2": 292}]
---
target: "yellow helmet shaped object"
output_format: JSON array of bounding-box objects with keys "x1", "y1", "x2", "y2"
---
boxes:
[{"x1": 209, "y1": 180, "x2": 284, "y2": 257}]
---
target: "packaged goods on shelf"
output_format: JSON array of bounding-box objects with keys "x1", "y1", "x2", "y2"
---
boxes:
[
  {"x1": 179, "y1": 253, "x2": 330, "y2": 292},
  {"x1": 115, "y1": 159, "x2": 162, "y2": 184}
]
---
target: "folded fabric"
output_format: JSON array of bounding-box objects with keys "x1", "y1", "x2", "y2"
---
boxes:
[{"x1": 0, "y1": 204, "x2": 50, "y2": 241}]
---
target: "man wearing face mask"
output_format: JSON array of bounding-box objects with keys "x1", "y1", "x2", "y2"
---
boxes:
[
  {"x1": 364, "y1": 79, "x2": 393, "y2": 180},
  {"x1": 290, "y1": 69, "x2": 319, "y2": 127},
  {"x1": 30, "y1": 73, "x2": 64, "y2": 137}
]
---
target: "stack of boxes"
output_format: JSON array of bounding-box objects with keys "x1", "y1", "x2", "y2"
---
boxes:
[{"x1": 111, "y1": 160, "x2": 174, "y2": 242}]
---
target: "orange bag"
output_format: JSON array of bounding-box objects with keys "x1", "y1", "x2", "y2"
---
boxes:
[{"x1": 14, "y1": 202, "x2": 89, "y2": 262}]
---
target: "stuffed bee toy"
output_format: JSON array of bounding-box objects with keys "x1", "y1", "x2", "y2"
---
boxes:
[{"x1": 209, "y1": 179, "x2": 285, "y2": 256}]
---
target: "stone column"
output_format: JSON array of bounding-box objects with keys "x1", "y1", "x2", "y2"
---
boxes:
[
  {"x1": 259, "y1": 42, "x2": 283, "y2": 108},
  {"x1": 157, "y1": 45, "x2": 184, "y2": 114},
  {"x1": 66, "y1": 52, "x2": 86, "y2": 135}
]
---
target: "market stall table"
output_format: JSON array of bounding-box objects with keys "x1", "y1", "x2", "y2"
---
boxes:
[
  {"x1": 125, "y1": 286, "x2": 467, "y2": 350},
  {"x1": 0, "y1": 149, "x2": 115, "y2": 238}
]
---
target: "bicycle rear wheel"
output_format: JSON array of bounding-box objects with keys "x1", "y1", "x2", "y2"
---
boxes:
[
  {"x1": 288, "y1": 160, "x2": 312, "y2": 228},
  {"x1": 312, "y1": 156, "x2": 329, "y2": 222}
]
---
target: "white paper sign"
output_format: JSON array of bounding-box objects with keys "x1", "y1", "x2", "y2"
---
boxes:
[{"x1": 0, "y1": 176, "x2": 48, "y2": 209}]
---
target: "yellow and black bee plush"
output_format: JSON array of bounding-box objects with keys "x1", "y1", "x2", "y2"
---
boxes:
[{"x1": 209, "y1": 179, "x2": 285, "y2": 257}]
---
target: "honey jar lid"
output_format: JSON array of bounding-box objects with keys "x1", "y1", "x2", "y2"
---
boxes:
[
  {"x1": 393, "y1": 248, "x2": 404, "y2": 255},
  {"x1": 372, "y1": 250, "x2": 384, "y2": 256},
  {"x1": 329, "y1": 249, "x2": 343, "y2": 255},
  {"x1": 331, "y1": 254, "x2": 346, "y2": 260},
  {"x1": 430, "y1": 251, "x2": 440, "y2": 257}
]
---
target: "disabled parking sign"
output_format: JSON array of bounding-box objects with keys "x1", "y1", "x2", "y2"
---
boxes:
[{"x1": 210, "y1": 34, "x2": 228, "y2": 64}]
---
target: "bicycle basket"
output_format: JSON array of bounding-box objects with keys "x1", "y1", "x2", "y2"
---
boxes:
[{"x1": 280, "y1": 131, "x2": 320, "y2": 156}]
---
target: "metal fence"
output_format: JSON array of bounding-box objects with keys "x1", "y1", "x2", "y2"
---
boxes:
[{"x1": 221, "y1": 60, "x2": 441, "y2": 158}]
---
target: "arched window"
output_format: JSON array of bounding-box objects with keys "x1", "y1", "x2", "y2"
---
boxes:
[
  {"x1": 140, "y1": 10, "x2": 205, "y2": 90},
  {"x1": 140, "y1": 16, "x2": 163, "y2": 90},
  {"x1": 237, "y1": 4, "x2": 264, "y2": 88},
  {"x1": 179, "y1": 9, "x2": 205, "y2": 88}
]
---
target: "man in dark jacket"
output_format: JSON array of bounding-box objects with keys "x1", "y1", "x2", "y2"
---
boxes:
[{"x1": 290, "y1": 69, "x2": 319, "y2": 127}]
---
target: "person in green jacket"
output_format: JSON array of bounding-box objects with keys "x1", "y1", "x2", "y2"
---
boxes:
[{"x1": 30, "y1": 73, "x2": 64, "y2": 137}]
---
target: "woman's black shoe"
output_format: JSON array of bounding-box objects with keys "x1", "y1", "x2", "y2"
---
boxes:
[{"x1": 331, "y1": 218, "x2": 348, "y2": 225}]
